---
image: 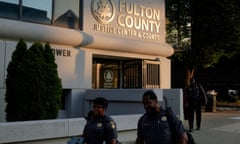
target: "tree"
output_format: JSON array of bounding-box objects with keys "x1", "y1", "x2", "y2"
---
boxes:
[
  {"x1": 166, "y1": 0, "x2": 191, "y2": 51},
  {"x1": 43, "y1": 43, "x2": 62, "y2": 119},
  {"x1": 22, "y1": 42, "x2": 47, "y2": 120},
  {"x1": 190, "y1": 0, "x2": 240, "y2": 81},
  {"x1": 5, "y1": 38, "x2": 27, "y2": 121},
  {"x1": 5, "y1": 40, "x2": 62, "y2": 121},
  {"x1": 167, "y1": 0, "x2": 240, "y2": 87}
]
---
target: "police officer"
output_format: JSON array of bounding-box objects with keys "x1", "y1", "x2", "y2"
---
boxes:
[
  {"x1": 83, "y1": 97, "x2": 118, "y2": 144},
  {"x1": 185, "y1": 78, "x2": 207, "y2": 132},
  {"x1": 135, "y1": 90, "x2": 188, "y2": 144}
]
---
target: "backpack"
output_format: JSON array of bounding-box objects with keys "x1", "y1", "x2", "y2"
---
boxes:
[
  {"x1": 67, "y1": 137, "x2": 85, "y2": 144},
  {"x1": 164, "y1": 96, "x2": 196, "y2": 144},
  {"x1": 186, "y1": 131, "x2": 196, "y2": 144}
]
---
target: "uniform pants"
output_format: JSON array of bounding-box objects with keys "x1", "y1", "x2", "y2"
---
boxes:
[{"x1": 188, "y1": 102, "x2": 202, "y2": 129}]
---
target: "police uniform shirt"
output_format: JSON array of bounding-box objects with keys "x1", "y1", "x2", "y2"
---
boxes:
[
  {"x1": 83, "y1": 116, "x2": 117, "y2": 144},
  {"x1": 137, "y1": 111, "x2": 173, "y2": 144}
]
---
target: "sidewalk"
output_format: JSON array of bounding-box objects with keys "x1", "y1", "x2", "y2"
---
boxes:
[
  {"x1": 124, "y1": 108, "x2": 240, "y2": 144},
  {"x1": 184, "y1": 108, "x2": 240, "y2": 144}
]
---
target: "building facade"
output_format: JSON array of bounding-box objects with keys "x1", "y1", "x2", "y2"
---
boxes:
[{"x1": 0, "y1": 0, "x2": 174, "y2": 122}]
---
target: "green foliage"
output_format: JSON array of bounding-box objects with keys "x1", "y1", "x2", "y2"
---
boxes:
[
  {"x1": 43, "y1": 43, "x2": 62, "y2": 119},
  {"x1": 167, "y1": 0, "x2": 240, "y2": 86},
  {"x1": 5, "y1": 38, "x2": 27, "y2": 121},
  {"x1": 5, "y1": 39, "x2": 62, "y2": 121},
  {"x1": 190, "y1": 0, "x2": 240, "y2": 68},
  {"x1": 166, "y1": 0, "x2": 191, "y2": 50}
]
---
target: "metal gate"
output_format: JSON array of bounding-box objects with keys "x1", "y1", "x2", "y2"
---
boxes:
[
  {"x1": 143, "y1": 60, "x2": 161, "y2": 88},
  {"x1": 123, "y1": 60, "x2": 142, "y2": 88},
  {"x1": 92, "y1": 58, "x2": 160, "y2": 89}
]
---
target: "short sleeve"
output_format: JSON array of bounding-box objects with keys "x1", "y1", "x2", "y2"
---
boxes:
[{"x1": 104, "y1": 119, "x2": 118, "y2": 140}]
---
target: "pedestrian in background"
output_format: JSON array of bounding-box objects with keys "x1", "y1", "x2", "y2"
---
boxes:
[
  {"x1": 83, "y1": 97, "x2": 118, "y2": 144},
  {"x1": 184, "y1": 78, "x2": 207, "y2": 132},
  {"x1": 135, "y1": 90, "x2": 188, "y2": 144}
]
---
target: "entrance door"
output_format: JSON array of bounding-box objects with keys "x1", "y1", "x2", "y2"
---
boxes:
[
  {"x1": 92, "y1": 57, "x2": 160, "y2": 89},
  {"x1": 92, "y1": 59, "x2": 119, "y2": 89},
  {"x1": 92, "y1": 58, "x2": 142, "y2": 89}
]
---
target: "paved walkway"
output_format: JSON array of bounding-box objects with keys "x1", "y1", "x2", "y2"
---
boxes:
[
  {"x1": 184, "y1": 109, "x2": 240, "y2": 144},
  {"x1": 125, "y1": 108, "x2": 240, "y2": 144}
]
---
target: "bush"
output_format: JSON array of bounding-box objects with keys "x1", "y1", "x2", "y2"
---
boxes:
[
  {"x1": 5, "y1": 38, "x2": 27, "y2": 121},
  {"x1": 5, "y1": 39, "x2": 62, "y2": 121}
]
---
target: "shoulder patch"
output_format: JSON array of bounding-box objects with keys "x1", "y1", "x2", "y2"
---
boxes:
[
  {"x1": 161, "y1": 116, "x2": 167, "y2": 121},
  {"x1": 110, "y1": 121, "x2": 115, "y2": 129}
]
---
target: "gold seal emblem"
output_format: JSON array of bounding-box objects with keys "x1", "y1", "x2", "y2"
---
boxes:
[
  {"x1": 91, "y1": 0, "x2": 116, "y2": 24},
  {"x1": 104, "y1": 70, "x2": 113, "y2": 82}
]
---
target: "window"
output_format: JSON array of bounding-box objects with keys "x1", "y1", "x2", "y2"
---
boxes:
[
  {"x1": 0, "y1": 0, "x2": 81, "y2": 29},
  {"x1": 0, "y1": 0, "x2": 19, "y2": 19},
  {"x1": 22, "y1": 0, "x2": 52, "y2": 24},
  {"x1": 53, "y1": 0, "x2": 79, "y2": 29},
  {"x1": 143, "y1": 60, "x2": 161, "y2": 88}
]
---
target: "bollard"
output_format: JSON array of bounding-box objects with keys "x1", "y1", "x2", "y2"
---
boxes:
[
  {"x1": 212, "y1": 93, "x2": 217, "y2": 112},
  {"x1": 206, "y1": 90, "x2": 218, "y2": 112}
]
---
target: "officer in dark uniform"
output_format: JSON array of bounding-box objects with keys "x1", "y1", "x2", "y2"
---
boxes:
[
  {"x1": 135, "y1": 90, "x2": 188, "y2": 144},
  {"x1": 83, "y1": 97, "x2": 118, "y2": 144},
  {"x1": 184, "y1": 78, "x2": 207, "y2": 132}
]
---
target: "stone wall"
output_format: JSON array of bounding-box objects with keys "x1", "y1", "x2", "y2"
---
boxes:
[{"x1": 0, "y1": 115, "x2": 140, "y2": 144}]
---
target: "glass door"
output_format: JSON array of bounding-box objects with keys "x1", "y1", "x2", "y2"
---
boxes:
[
  {"x1": 92, "y1": 57, "x2": 142, "y2": 89},
  {"x1": 92, "y1": 58, "x2": 119, "y2": 89}
]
